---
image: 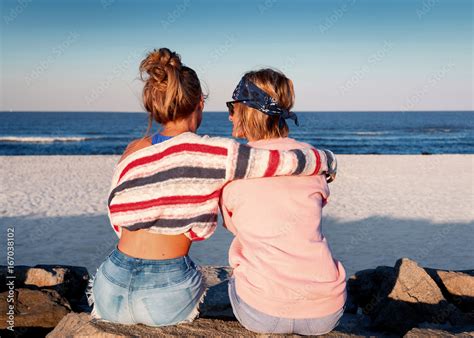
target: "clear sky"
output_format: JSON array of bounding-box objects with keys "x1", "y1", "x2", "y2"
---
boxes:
[{"x1": 1, "y1": 0, "x2": 472, "y2": 112}]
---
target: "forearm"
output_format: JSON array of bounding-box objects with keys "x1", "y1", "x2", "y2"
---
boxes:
[
  {"x1": 229, "y1": 143, "x2": 329, "y2": 180},
  {"x1": 179, "y1": 134, "x2": 335, "y2": 181}
]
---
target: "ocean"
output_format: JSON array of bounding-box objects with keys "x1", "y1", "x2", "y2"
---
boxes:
[{"x1": 0, "y1": 111, "x2": 473, "y2": 155}]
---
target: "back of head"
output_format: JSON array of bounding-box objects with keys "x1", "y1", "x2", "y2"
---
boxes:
[
  {"x1": 235, "y1": 68, "x2": 295, "y2": 140},
  {"x1": 139, "y1": 48, "x2": 202, "y2": 130}
]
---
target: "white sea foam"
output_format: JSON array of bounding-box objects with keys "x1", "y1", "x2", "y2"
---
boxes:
[{"x1": 0, "y1": 136, "x2": 92, "y2": 143}]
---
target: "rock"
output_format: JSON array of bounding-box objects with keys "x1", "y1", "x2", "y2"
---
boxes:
[
  {"x1": 47, "y1": 312, "x2": 385, "y2": 337},
  {"x1": 343, "y1": 291, "x2": 358, "y2": 314},
  {"x1": 371, "y1": 301, "x2": 421, "y2": 334},
  {"x1": 47, "y1": 313, "x2": 128, "y2": 338},
  {"x1": 404, "y1": 327, "x2": 474, "y2": 337},
  {"x1": 425, "y1": 268, "x2": 474, "y2": 312},
  {"x1": 348, "y1": 258, "x2": 460, "y2": 334},
  {"x1": 24, "y1": 267, "x2": 67, "y2": 287},
  {"x1": 47, "y1": 313, "x2": 251, "y2": 337},
  {"x1": 198, "y1": 265, "x2": 234, "y2": 318},
  {"x1": 3, "y1": 260, "x2": 473, "y2": 337},
  {"x1": 47, "y1": 265, "x2": 382, "y2": 337},
  {"x1": 347, "y1": 268, "x2": 377, "y2": 307},
  {"x1": 0, "y1": 326, "x2": 52, "y2": 337},
  {"x1": 447, "y1": 309, "x2": 474, "y2": 326},
  {"x1": 389, "y1": 258, "x2": 446, "y2": 305},
  {"x1": 332, "y1": 313, "x2": 389, "y2": 337},
  {"x1": 347, "y1": 266, "x2": 395, "y2": 315},
  {"x1": 0, "y1": 288, "x2": 71, "y2": 330},
  {"x1": 0, "y1": 265, "x2": 89, "y2": 290},
  {"x1": 0, "y1": 265, "x2": 90, "y2": 312},
  {"x1": 375, "y1": 258, "x2": 460, "y2": 333}
]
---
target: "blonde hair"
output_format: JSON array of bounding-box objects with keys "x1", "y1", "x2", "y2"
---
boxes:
[
  {"x1": 235, "y1": 68, "x2": 295, "y2": 140},
  {"x1": 139, "y1": 48, "x2": 202, "y2": 133}
]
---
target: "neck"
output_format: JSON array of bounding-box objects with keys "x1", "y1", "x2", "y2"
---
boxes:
[
  {"x1": 161, "y1": 119, "x2": 193, "y2": 136},
  {"x1": 247, "y1": 135, "x2": 282, "y2": 143}
]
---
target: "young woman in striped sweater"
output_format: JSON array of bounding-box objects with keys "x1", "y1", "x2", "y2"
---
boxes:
[
  {"x1": 221, "y1": 69, "x2": 346, "y2": 335},
  {"x1": 91, "y1": 48, "x2": 336, "y2": 327}
]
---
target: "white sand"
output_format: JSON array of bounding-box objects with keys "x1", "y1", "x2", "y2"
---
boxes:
[{"x1": 0, "y1": 155, "x2": 473, "y2": 277}]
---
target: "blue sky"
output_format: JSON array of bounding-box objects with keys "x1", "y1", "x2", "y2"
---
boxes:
[{"x1": 1, "y1": 0, "x2": 472, "y2": 112}]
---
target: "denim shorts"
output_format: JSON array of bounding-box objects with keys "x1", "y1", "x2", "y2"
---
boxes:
[
  {"x1": 228, "y1": 277, "x2": 344, "y2": 335},
  {"x1": 91, "y1": 248, "x2": 205, "y2": 326}
]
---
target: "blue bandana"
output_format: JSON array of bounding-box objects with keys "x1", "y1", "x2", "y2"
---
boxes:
[{"x1": 231, "y1": 76, "x2": 299, "y2": 128}]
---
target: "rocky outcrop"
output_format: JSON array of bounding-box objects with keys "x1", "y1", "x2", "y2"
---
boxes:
[
  {"x1": 2, "y1": 259, "x2": 474, "y2": 337},
  {"x1": 0, "y1": 265, "x2": 90, "y2": 312},
  {"x1": 0, "y1": 288, "x2": 71, "y2": 337},
  {"x1": 0, "y1": 265, "x2": 90, "y2": 337},
  {"x1": 347, "y1": 258, "x2": 474, "y2": 335},
  {"x1": 2, "y1": 288, "x2": 71, "y2": 325}
]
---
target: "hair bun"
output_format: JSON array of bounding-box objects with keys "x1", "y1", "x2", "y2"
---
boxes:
[
  {"x1": 139, "y1": 48, "x2": 182, "y2": 84},
  {"x1": 139, "y1": 47, "x2": 202, "y2": 128}
]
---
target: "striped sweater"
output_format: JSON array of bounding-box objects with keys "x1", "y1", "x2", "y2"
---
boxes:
[{"x1": 108, "y1": 132, "x2": 329, "y2": 241}]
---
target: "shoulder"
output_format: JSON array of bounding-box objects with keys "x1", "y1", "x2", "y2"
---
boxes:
[
  {"x1": 188, "y1": 133, "x2": 237, "y2": 152},
  {"x1": 248, "y1": 137, "x2": 312, "y2": 150},
  {"x1": 196, "y1": 133, "x2": 236, "y2": 144},
  {"x1": 119, "y1": 137, "x2": 152, "y2": 163},
  {"x1": 287, "y1": 138, "x2": 313, "y2": 150}
]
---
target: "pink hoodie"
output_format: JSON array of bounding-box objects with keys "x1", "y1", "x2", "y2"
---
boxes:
[{"x1": 221, "y1": 137, "x2": 347, "y2": 318}]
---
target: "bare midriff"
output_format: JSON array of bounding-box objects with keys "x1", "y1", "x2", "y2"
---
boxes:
[{"x1": 118, "y1": 228, "x2": 191, "y2": 259}]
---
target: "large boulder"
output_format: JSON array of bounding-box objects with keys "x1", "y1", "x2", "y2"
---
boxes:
[
  {"x1": 347, "y1": 258, "x2": 472, "y2": 334},
  {"x1": 0, "y1": 288, "x2": 71, "y2": 336},
  {"x1": 0, "y1": 265, "x2": 90, "y2": 312},
  {"x1": 376, "y1": 258, "x2": 455, "y2": 328},
  {"x1": 389, "y1": 258, "x2": 445, "y2": 305}
]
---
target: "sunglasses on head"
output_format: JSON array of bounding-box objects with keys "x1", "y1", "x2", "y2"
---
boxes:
[{"x1": 226, "y1": 100, "x2": 251, "y2": 116}]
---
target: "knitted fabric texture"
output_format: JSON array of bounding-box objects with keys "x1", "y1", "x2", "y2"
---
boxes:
[{"x1": 107, "y1": 132, "x2": 328, "y2": 241}]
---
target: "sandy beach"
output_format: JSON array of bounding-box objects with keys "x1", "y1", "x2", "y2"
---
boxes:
[{"x1": 1, "y1": 155, "x2": 472, "y2": 277}]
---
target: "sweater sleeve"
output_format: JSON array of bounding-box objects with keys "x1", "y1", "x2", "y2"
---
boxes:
[
  {"x1": 225, "y1": 141, "x2": 329, "y2": 181},
  {"x1": 188, "y1": 134, "x2": 330, "y2": 181}
]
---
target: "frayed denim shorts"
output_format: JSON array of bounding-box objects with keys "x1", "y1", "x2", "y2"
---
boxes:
[
  {"x1": 91, "y1": 248, "x2": 205, "y2": 326},
  {"x1": 228, "y1": 277, "x2": 344, "y2": 335}
]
